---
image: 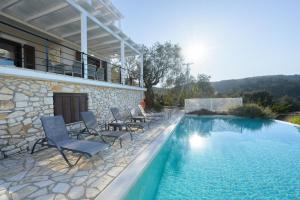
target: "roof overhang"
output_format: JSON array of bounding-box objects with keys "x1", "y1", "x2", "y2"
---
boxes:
[{"x1": 0, "y1": 0, "x2": 141, "y2": 58}]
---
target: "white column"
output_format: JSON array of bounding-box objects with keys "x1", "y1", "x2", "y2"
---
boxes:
[
  {"x1": 81, "y1": 13, "x2": 88, "y2": 79},
  {"x1": 120, "y1": 40, "x2": 125, "y2": 84},
  {"x1": 140, "y1": 53, "x2": 143, "y2": 87}
]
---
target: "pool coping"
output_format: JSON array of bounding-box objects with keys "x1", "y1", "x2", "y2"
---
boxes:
[
  {"x1": 187, "y1": 114, "x2": 300, "y2": 128},
  {"x1": 275, "y1": 119, "x2": 300, "y2": 128},
  {"x1": 95, "y1": 113, "x2": 184, "y2": 200}
]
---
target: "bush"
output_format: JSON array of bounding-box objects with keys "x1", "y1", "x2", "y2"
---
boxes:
[
  {"x1": 288, "y1": 114, "x2": 300, "y2": 125},
  {"x1": 229, "y1": 104, "x2": 276, "y2": 119},
  {"x1": 188, "y1": 109, "x2": 225, "y2": 115},
  {"x1": 271, "y1": 96, "x2": 300, "y2": 113},
  {"x1": 152, "y1": 101, "x2": 163, "y2": 112}
]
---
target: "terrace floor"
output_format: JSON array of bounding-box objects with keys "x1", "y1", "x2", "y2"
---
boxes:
[{"x1": 0, "y1": 111, "x2": 181, "y2": 200}]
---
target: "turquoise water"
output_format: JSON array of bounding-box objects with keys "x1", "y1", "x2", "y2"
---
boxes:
[{"x1": 125, "y1": 115, "x2": 300, "y2": 200}]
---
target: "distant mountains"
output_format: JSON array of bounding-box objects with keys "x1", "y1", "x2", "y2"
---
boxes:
[{"x1": 212, "y1": 75, "x2": 300, "y2": 99}]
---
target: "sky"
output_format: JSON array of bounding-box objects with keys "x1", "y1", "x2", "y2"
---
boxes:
[{"x1": 113, "y1": 0, "x2": 300, "y2": 81}]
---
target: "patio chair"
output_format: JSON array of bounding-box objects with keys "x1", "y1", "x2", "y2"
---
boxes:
[
  {"x1": 31, "y1": 116, "x2": 108, "y2": 167},
  {"x1": 126, "y1": 107, "x2": 151, "y2": 129},
  {"x1": 96, "y1": 67, "x2": 105, "y2": 81},
  {"x1": 51, "y1": 63, "x2": 65, "y2": 75},
  {"x1": 138, "y1": 104, "x2": 165, "y2": 119},
  {"x1": 72, "y1": 60, "x2": 82, "y2": 77},
  {"x1": 110, "y1": 107, "x2": 145, "y2": 131},
  {"x1": 64, "y1": 64, "x2": 73, "y2": 76},
  {"x1": 88, "y1": 64, "x2": 97, "y2": 80},
  {"x1": 80, "y1": 111, "x2": 132, "y2": 148}
]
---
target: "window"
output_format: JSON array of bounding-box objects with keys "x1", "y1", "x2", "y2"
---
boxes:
[
  {"x1": 23, "y1": 44, "x2": 35, "y2": 69},
  {"x1": 0, "y1": 38, "x2": 22, "y2": 67},
  {"x1": 53, "y1": 93, "x2": 88, "y2": 124}
]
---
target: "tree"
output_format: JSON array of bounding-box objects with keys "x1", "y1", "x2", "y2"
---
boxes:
[
  {"x1": 242, "y1": 91, "x2": 273, "y2": 107},
  {"x1": 142, "y1": 42, "x2": 184, "y2": 108}
]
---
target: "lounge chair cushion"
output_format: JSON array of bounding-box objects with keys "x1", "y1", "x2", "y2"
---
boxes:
[
  {"x1": 41, "y1": 116, "x2": 108, "y2": 157},
  {"x1": 58, "y1": 139, "x2": 108, "y2": 157}
]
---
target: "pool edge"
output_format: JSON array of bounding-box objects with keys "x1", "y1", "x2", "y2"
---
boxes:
[{"x1": 95, "y1": 113, "x2": 184, "y2": 200}]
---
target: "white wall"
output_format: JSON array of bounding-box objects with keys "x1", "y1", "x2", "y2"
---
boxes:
[{"x1": 185, "y1": 98, "x2": 243, "y2": 113}]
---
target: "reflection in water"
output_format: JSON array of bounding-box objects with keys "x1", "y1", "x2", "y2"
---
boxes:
[
  {"x1": 169, "y1": 116, "x2": 274, "y2": 173},
  {"x1": 179, "y1": 116, "x2": 274, "y2": 136},
  {"x1": 189, "y1": 133, "x2": 207, "y2": 150}
]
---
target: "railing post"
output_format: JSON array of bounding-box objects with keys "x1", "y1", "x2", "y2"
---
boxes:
[{"x1": 45, "y1": 39, "x2": 49, "y2": 72}]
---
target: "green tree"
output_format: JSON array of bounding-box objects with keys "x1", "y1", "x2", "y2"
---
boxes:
[
  {"x1": 242, "y1": 91, "x2": 273, "y2": 107},
  {"x1": 142, "y1": 42, "x2": 184, "y2": 108}
]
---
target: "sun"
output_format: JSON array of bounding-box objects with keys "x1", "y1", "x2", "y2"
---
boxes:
[{"x1": 183, "y1": 42, "x2": 211, "y2": 64}]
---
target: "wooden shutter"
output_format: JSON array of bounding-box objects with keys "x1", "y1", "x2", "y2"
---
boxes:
[
  {"x1": 53, "y1": 93, "x2": 88, "y2": 124},
  {"x1": 23, "y1": 44, "x2": 35, "y2": 69}
]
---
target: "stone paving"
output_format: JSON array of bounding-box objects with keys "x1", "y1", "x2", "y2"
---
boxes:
[{"x1": 0, "y1": 113, "x2": 179, "y2": 200}]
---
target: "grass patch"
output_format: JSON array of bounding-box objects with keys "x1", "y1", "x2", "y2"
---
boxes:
[{"x1": 288, "y1": 114, "x2": 300, "y2": 125}]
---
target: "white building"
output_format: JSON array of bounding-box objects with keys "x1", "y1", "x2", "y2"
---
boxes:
[{"x1": 0, "y1": 0, "x2": 145, "y2": 157}]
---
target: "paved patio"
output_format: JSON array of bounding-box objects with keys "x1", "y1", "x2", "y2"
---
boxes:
[{"x1": 0, "y1": 112, "x2": 180, "y2": 200}]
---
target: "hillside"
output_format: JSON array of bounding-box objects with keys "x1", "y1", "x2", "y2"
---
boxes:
[{"x1": 212, "y1": 75, "x2": 300, "y2": 99}]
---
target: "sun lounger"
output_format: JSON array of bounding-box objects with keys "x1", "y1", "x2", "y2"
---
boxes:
[
  {"x1": 80, "y1": 111, "x2": 132, "y2": 148},
  {"x1": 31, "y1": 116, "x2": 108, "y2": 167},
  {"x1": 110, "y1": 107, "x2": 145, "y2": 131}
]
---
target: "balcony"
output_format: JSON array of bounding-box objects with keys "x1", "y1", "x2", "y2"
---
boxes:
[{"x1": 0, "y1": 0, "x2": 143, "y2": 88}]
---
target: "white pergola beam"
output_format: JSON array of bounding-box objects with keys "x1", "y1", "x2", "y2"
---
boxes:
[
  {"x1": 0, "y1": 0, "x2": 20, "y2": 10},
  {"x1": 45, "y1": 17, "x2": 80, "y2": 31},
  {"x1": 89, "y1": 39, "x2": 119, "y2": 48},
  {"x1": 87, "y1": 32, "x2": 110, "y2": 41},
  {"x1": 45, "y1": 10, "x2": 113, "y2": 31},
  {"x1": 25, "y1": 3, "x2": 69, "y2": 22},
  {"x1": 94, "y1": 45, "x2": 120, "y2": 51},
  {"x1": 62, "y1": 25, "x2": 98, "y2": 38},
  {"x1": 65, "y1": 0, "x2": 141, "y2": 55}
]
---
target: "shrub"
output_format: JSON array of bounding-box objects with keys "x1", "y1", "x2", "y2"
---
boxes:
[
  {"x1": 288, "y1": 114, "x2": 300, "y2": 125},
  {"x1": 229, "y1": 104, "x2": 276, "y2": 119},
  {"x1": 152, "y1": 101, "x2": 163, "y2": 112},
  {"x1": 188, "y1": 109, "x2": 225, "y2": 115}
]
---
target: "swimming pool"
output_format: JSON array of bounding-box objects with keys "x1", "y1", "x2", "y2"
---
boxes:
[{"x1": 125, "y1": 115, "x2": 300, "y2": 199}]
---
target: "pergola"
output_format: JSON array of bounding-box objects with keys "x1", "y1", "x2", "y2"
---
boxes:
[{"x1": 0, "y1": 0, "x2": 143, "y2": 85}]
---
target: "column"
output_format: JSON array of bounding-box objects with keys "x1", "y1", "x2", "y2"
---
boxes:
[
  {"x1": 81, "y1": 13, "x2": 88, "y2": 79},
  {"x1": 120, "y1": 40, "x2": 125, "y2": 84},
  {"x1": 140, "y1": 53, "x2": 143, "y2": 87}
]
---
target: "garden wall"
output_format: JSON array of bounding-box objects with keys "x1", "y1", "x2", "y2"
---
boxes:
[{"x1": 185, "y1": 98, "x2": 243, "y2": 113}]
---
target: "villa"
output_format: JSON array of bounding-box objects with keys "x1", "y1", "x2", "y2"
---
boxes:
[
  {"x1": 0, "y1": 0, "x2": 145, "y2": 157},
  {"x1": 1, "y1": 1, "x2": 300, "y2": 200}
]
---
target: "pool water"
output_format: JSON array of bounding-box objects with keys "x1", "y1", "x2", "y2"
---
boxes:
[{"x1": 125, "y1": 115, "x2": 300, "y2": 200}]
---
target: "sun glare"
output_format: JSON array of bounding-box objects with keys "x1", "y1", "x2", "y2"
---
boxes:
[
  {"x1": 189, "y1": 133, "x2": 207, "y2": 150},
  {"x1": 183, "y1": 42, "x2": 212, "y2": 64}
]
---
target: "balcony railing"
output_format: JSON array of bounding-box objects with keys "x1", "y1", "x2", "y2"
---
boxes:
[{"x1": 0, "y1": 21, "x2": 141, "y2": 87}]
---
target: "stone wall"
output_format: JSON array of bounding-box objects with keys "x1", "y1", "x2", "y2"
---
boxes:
[{"x1": 0, "y1": 75, "x2": 144, "y2": 157}]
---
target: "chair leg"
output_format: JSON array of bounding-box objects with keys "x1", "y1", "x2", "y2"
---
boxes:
[
  {"x1": 119, "y1": 138, "x2": 122, "y2": 148},
  {"x1": 31, "y1": 138, "x2": 45, "y2": 154},
  {"x1": 58, "y1": 149, "x2": 82, "y2": 168}
]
